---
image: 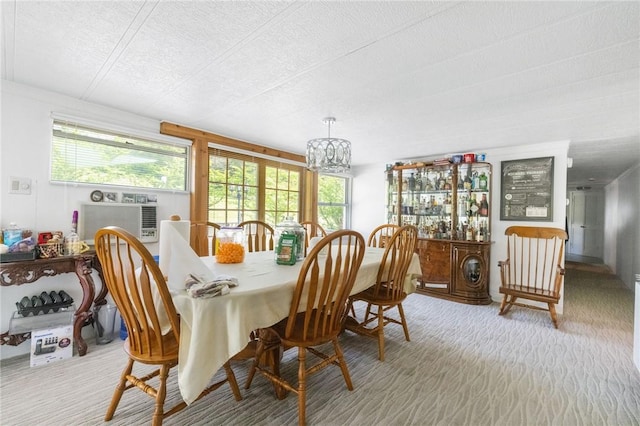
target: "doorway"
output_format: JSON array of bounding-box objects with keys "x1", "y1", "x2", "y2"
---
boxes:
[{"x1": 568, "y1": 190, "x2": 604, "y2": 260}]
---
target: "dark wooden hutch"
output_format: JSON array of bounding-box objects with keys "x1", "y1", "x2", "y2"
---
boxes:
[{"x1": 386, "y1": 160, "x2": 492, "y2": 305}]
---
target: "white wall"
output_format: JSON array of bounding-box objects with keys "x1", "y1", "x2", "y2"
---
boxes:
[
  {"x1": 353, "y1": 141, "x2": 570, "y2": 310},
  {"x1": 350, "y1": 164, "x2": 388, "y2": 238},
  {"x1": 635, "y1": 278, "x2": 640, "y2": 373},
  {"x1": 604, "y1": 182, "x2": 619, "y2": 274},
  {"x1": 604, "y1": 163, "x2": 640, "y2": 290},
  {"x1": 0, "y1": 81, "x2": 190, "y2": 359},
  {"x1": 488, "y1": 142, "x2": 569, "y2": 311}
]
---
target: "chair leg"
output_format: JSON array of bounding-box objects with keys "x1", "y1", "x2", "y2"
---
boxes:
[
  {"x1": 347, "y1": 299, "x2": 356, "y2": 320},
  {"x1": 499, "y1": 295, "x2": 517, "y2": 315},
  {"x1": 377, "y1": 306, "x2": 385, "y2": 361},
  {"x1": 332, "y1": 338, "x2": 354, "y2": 391},
  {"x1": 297, "y1": 347, "x2": 307, "y2": 426},
  {"x1": 152, "y1": 364, "x2": 170, "y2": 426},
  {"x1": 105, "y1": 358, "x2": 134, "y2": 421},
  {"x1": 397, "y1": 303, "x2": 410, "y2": 342},
  {"x1": 548, "y1": 303, "x2": 558, "y2": 329},
  {"x1": 224, "y1": 362, "x2": 242, "y2": 401},
  {"x1": 498, "y1": 294, "x2": 508, "y2": 315},
  {"x1": 364, "y1": 302, "x2": 374, "y2": 323},
  {"x1": 245, "y1": 337, "x2": 265, "y2": 389}
]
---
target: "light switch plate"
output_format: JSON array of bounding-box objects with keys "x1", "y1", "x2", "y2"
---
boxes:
[{"x1": 9, "y1": 176, "x2": 32, "y2": 195}]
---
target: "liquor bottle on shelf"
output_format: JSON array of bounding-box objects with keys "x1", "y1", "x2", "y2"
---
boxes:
[
  {"x1": 465, "y1": 221, "x2": 473, "y2": 241},
  {"x1": 479, "y1": 194, "x2": 489, "y2": 216},
  {"x1": 408, "y1": 173, "x2": 416, "y2": 191},
  {"x1": 472, "y1": 171, "x2": 480, "y2": 189},
  {"x1": 469, "y1": 194, "x2": 479, "y2": 217},
  {"x1": 415, "y1": 171, "x2": 423, "y2": 191},
  {"x1": 479, "y1": 172, "x2": 488, "y2": 191},
  {"x1": 436, "y1": 172, "x2": 447, "y2": 191},
  {"x1": 445, "y1": 170, "x2": 453, "y2": 190},
  {"x1": 458, "y1": 194, "x2": 467, "y2": 218},
  {"x1": 463, "y1": 174, "x2": 472, "y2": 190}
]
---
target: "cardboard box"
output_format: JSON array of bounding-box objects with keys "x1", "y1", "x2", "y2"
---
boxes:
[{"x1": 30, "y1": 325, "x2": 73, "y2": 367}]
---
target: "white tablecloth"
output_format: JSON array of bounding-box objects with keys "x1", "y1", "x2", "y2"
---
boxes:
[{"x1": 172, "y1": 247, "x2": 422, "y2": 404}]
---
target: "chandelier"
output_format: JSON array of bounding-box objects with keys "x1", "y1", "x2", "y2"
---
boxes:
[{"x1": 306, "y1": 117, "x2": 351, "y2": 173}]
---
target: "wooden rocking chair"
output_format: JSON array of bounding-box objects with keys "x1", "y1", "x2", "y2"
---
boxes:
[{"x1": 498, "y1": 226, "x2": 568, "y2": 328}]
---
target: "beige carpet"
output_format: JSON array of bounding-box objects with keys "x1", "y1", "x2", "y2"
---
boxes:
[
  {"x1": 565, "y1": 261, "x2": 613, "y2": 274},
  {"x1": 1, "y1": 268, "x2": 638, "y2": 425}
]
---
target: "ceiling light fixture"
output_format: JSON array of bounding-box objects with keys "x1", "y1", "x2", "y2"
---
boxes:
[{"x1": 306, "y1": 117, "x2": 351, "y2": 173}]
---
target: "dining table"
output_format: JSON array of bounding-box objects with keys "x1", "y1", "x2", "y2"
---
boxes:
[{"x1": 170, "y1": 246, "x2": 422, "y2": 405}]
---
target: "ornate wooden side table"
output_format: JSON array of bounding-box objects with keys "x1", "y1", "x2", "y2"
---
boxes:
[{"x1": 0, "y1": 252, "x2": 105, "y2": 356}]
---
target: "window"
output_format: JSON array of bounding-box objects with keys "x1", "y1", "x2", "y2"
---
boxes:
[
  {"x1": 317, "y1": 174, "x2": 351, "y2": 231},
  {"x1": 208, "y1": 149, "x2": 302, "y2": 226},
  {"x1": 51, "y1": 120, "x2": 189, "y2": 191},
  {"x1": 265, "y1": 166, "x2": 300, "y2": 225}
]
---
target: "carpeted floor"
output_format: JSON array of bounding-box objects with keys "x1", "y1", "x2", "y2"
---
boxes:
[
  {"x1": 1, "y1": 268, "x2": 638, "y2": 425},
  {"x1": 565, "y1": 261, "x2": 612, "y2": 274}
]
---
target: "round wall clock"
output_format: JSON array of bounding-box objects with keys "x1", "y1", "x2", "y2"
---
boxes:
[{"x1": 90, "y1": 190, "x2": 104, "y2": 202}]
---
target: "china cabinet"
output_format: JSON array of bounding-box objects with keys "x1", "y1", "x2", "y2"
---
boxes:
[{"x1": 386, "y1": 161, "x2": 492, "y2": 305}]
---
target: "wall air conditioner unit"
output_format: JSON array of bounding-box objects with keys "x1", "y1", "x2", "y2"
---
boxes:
[{"x1": 79, "y1": 203, "x2": 158, "y2": 245}]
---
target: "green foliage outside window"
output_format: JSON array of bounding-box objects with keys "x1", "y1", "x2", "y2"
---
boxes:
[
  {"x1": 208, "y1": 152, "x2": 300, "y2": 226},
  {"x1": 318, "y1": 175, "x2": 350, "y2": 231},
  {"x1": 208, "y1": 150, "x2": 349, "y2": 230},
  {"x1": 266, "y1": 166, "x2": 300, "y2": 224},
  {"x1": 50, "y1": 121, "x2": 188, "y2": 190}
]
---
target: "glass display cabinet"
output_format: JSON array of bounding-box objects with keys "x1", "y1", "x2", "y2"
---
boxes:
[{"x1": 386, "y1": 160, "x2": 492, "y2": 305}]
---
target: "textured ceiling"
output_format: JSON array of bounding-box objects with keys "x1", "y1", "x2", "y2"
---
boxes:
[{"x1": 2, "y1": 1, "x2": 638, "y2": 189}]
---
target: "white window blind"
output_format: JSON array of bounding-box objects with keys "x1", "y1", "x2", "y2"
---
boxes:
[{"x1": 50, "y1": 120, "x2": 189, "y2": 191}]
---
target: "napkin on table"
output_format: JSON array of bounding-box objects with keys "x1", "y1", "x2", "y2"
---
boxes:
[
  {"x1": 185, "y1": 273, "x2": 239, "y2": 298},
  {"x1": 162, "y1": 224, "x2": 239, "y2": 297}
]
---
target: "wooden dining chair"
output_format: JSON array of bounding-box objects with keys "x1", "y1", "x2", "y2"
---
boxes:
[
  {"x1": 498, "y1": 226, "x2": 568, "y2": 328},
  {"x1": 300, "y1": 221, "x2": 327, "y2": 256},
  {"x1": 345, "y1": 225, "x2": 418, "y2": 361},
  {"x1": 245, "y1": 230, "x2": 366, "y2": 426},
  {"x1": 367, "y1": 223, "x2": 400, "y2": 248},
  {"x1": 238, "y1": 220, "x2": 275, "y2": 252},
  {"x1": 94, "y1": 226, "x2": 241, "y2": 426},
  {"x1": 190, "y1": 221, "x2": 221, "y2": 256},
  {"x1": 348, "y1": 223, "x2": 400, "y2": 318}
]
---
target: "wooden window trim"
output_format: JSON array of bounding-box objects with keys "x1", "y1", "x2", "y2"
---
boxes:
[{"x1": 160, "y1": 122, "x2": 316, "y2": 225}]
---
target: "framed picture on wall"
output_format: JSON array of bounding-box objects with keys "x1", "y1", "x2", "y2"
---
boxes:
[
  {"x1": 500, "y1": 156, "x2": 554, "y2": 221},
  {"x1": 122, "y1": 193, "x2": 136, "y2": 203}
]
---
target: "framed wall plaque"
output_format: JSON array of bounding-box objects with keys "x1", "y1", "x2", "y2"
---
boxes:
[{"x1": 500, "y1": 156, "x2": 554, "y2": 221}]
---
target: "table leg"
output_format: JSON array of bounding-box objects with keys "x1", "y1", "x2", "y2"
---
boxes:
[
  {"x1": 91, "y1": 257, "x2": 107, "y2": 306},
  {"x1": 73, "y1": 257, "x2": 96, "y2": 356},
  {"x1": 257, "y1": 329, "x2": 286, "y2": 399}
]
